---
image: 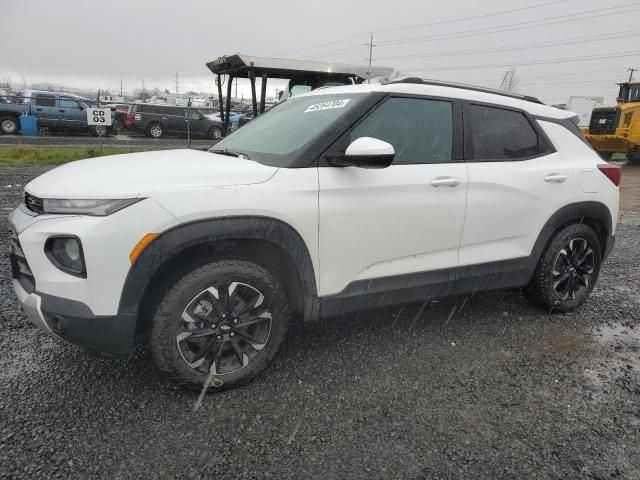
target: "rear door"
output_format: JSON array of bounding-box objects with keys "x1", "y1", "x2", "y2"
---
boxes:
[
  {"x1": 318, "y1": 95, "x2": 468, "y2": 296},
  {"x1": 459, "y1": 103, "x2": 574, "y2": 267},
  {"x1": 32, "y1": 94, "x2": 58, "y2": 127}
]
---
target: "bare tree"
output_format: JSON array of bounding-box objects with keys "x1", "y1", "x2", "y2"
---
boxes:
[{"x1": 499, "y1": 67, "x2": 520, "y2": 92}]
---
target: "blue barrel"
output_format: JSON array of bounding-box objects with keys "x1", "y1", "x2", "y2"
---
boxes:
[{"x1": 19, "y1": 115, "x2": 38, "y2": 136}]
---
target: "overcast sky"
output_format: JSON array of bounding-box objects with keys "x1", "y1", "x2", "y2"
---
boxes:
[{"x1": 1, "y1": 0, "x2": 639, "y2": 104}]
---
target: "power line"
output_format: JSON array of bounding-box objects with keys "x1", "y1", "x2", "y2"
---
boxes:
[
  {"x1": 400, "y1": 51, "x2": 640, "y2": 73},
  {"x1": 377, "y1": 2, "x2": 640, "y2": 46},
  {"x1": 373, "y1": 0, "x2": 568, "y2": 34},
  {"x1": 376, "y1": 29, "x2": 640, "y2": 61},
  {"x1": 275, "y1": 0, "x2": 566, "y2": 56},
  {"x1": 521, "y1": 78, "x2": 622, "y2": 86}
]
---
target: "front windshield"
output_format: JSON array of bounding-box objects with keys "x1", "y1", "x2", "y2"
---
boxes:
[
  {"x1": 628, "y1": 86, "x2": 640, "y2": 102},
  {"x1": 211, "y1": 93, "x2": 365, "y2": 167}
]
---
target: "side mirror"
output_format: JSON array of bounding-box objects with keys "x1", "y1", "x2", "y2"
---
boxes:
[{"x1": 328, "y1": 137, "x2": 395, "y2": 168}]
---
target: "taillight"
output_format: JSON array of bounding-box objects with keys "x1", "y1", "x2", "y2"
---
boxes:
[
  {"x1": 597, "y1": 163, "x2": 621, "y2": 186},
  {"x1": 125, "y1": 114, "x2": 133, "y2": 126}
]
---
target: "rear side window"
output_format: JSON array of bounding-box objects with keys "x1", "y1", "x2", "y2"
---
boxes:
[
  {"x1": 34, "y1": 95, "x2": 56, "y2": 107},
  {"x1": 350, "y1": 97, "x2": 453, "y2": 164},
  {"x1": 466, "y1": 104, "x2": 547, "y2": 161}
]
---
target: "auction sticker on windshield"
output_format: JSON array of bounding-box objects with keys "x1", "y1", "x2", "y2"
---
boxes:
[{"x1": 304, "y1": 99, "x2": 351, "y2": 113}]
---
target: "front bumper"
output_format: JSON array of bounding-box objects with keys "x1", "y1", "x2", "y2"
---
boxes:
[{"x1": 12, "y1": 278, "x2": 136, "y2": 356}]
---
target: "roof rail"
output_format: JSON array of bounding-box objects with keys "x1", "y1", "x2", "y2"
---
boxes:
[{"x1": 383, "y1": 77, "x2": 544, "y2": 105}]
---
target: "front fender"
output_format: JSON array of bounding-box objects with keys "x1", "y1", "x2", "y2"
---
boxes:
[{"x1": 117, "y1": 215, "x2": 318, "y2": 321}]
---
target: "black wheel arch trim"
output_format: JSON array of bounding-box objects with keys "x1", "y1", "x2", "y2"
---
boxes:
[
  {"x1": 529, "y1": 201, "x2": 612, "y2": 264},
  {"x1": 117, "y1": 215, "x2": 319, "y2": 325}
]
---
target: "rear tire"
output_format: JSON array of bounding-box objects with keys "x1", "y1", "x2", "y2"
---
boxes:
[
  {"x1": 627, "y1": 149, "x2": 640, "y2": 164},
  {"x1": 0, "y1": 116, "x2": 19, "y2": 134},
  {"x1": 525, "y1": 223, "x2": 602, "y2": 313},
  {"x1": 146, "y1": 122, "x2": 163, "y2": 138},
  {"x1": 150, "y1": 259, "x2": 290, "y2": 391}
]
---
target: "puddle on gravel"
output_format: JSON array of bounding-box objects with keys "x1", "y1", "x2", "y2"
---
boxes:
[{"x1": 584, "y1": 322, "x2": 640, "y2": 392}]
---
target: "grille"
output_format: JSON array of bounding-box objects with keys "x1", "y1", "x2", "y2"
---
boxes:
[
  {"x1": 8, "y1": 227, "x2": 35, "y2": 293},
  {"x1": 24, "y1": 192, "x2": 44, "y2": 215},
  {"x1": 589, "y1": 108, "x2": 620, "y2": 135}
]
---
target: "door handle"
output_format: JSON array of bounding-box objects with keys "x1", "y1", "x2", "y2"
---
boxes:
[
  {"x1": 59, "y1": 109, "x2": 65, "y2": 113},
  {"x1": 430, "y1": 177, "x2": 461, "y2": 188},
  {"x1": 544, "y1": 173, "x2": 567, "y2": 183},
  {"x1": 36, "y1": 108, "x2": 42, "y2": 111}
]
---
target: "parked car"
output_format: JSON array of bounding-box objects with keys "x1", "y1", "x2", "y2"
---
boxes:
[
  {"x1": 9, "y1": 79, "x2": 619, "y2": 391},
  {"x1": 126, "y1": 104, "x2": 224, "y2": 139},
  {"x1": 0, "y1": 90, "x2": 116, "y2": 136},
  {"x1": 204, "y1": 111, "x2": 244, "y2": 132}
]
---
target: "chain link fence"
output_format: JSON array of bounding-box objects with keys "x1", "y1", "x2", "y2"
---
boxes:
[{"x1": 0, "y1": 91, "x2": 257, "y2": 153}]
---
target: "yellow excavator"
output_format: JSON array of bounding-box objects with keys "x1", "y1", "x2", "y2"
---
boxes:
[{"x1": 584, "y1": 80, "x2": 640, "y2": 163}]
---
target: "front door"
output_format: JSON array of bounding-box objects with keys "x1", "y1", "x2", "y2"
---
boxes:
[
  {"x1": 57, "y1": 97, "x2": 87, "y2": 131},
  {"x1": 318, "y1": 96, "x2": 468, "y2": 296}
]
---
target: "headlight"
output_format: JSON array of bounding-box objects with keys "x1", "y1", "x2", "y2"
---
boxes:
[
  {"x1": 45, "y1": 236, "x2": 86, "y2": 277},
  {"x1": 42, "y1": 198, "x2": 142, "y2": 216}
]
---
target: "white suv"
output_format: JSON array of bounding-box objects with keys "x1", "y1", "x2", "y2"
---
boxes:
[{"x1": 9, "y1": 79, "x2": 620, "y2": 390}]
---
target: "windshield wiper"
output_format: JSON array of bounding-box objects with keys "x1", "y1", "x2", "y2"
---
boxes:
[{"x1": 209, "y1": 149, "x2": 250, "y2": 159}]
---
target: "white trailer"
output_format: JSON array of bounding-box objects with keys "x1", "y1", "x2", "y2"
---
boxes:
[{"x1": 566, "y1": 96, "x2": 605, "y2": 127}]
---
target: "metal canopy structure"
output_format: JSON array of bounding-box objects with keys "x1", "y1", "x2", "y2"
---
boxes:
[{"x1": 205, "y1": 54, "x2": 393, "y2": 135}]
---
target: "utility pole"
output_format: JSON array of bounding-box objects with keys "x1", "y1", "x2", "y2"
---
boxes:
[
  {"x1": 120, "y1": 79, "x2": 123, "y2": 97},
  {"x1": 628, "y1": 67, "x2": 638, "y2": 82},
  {"x1": 175, "y1": 71, "x2": 179, "y2": 95},
  {"x1": 368, "y1": 32, "x2": 374, "y2": 66},
  {"x1": 142, "y1": 78, "x2": 146, "y2": 101}
]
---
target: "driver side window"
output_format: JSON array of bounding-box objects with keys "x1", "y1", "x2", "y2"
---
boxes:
[{"x1": 350, "y1": 97, "x2": 453, "y2": 164}]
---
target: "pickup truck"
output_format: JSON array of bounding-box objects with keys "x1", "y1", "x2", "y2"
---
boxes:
[{"x1": 0, "y1": 90, "x2": 115, "y2": 136}]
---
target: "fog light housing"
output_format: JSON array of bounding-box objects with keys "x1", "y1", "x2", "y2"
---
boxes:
[{"x1": 45, "y1": 236, "x2": 86, "y2": 277}]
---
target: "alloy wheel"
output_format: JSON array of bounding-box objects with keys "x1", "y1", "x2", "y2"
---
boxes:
[
  {"x1": 552, "y1": 237, "x2": 595, "y2": 300},
  {"x1": 176, "y1": 282, "x2": 272, "y2": 375},
  {"x1": 150, "y1": 125, "x2": 162, "y2": 137}
]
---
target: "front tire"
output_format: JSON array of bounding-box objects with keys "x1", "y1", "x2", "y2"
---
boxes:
[
  {"x1": 525, "y1": 223, "x2": 602, "y2": 313},
  {"x1": 90, "y1": 125, "x2": 110, "y2": 137},
  {"x1": 208, "y1": 126, "x2": 222, "y2": 140},
  {"x1": 150, "y1": 260, "x2": 290, "y2": 391}
]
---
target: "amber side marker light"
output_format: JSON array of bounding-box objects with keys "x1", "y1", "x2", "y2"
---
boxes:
[{"x1": 129, "y1": 233, "x2": 158, "y2": 264}]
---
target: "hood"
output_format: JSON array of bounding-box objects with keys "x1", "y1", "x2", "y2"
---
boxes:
[{"x1": 26, "y1": 149, "x2": 278, "y2": 199}]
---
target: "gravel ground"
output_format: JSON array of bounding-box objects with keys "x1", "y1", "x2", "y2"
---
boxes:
[{"x1": 1, "y1": 165, "x2": 640, "y2": 479}]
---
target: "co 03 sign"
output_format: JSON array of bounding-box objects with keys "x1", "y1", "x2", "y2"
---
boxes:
[{"x1": 87, "y1": 108, "x2": 112, "y2": 126}]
